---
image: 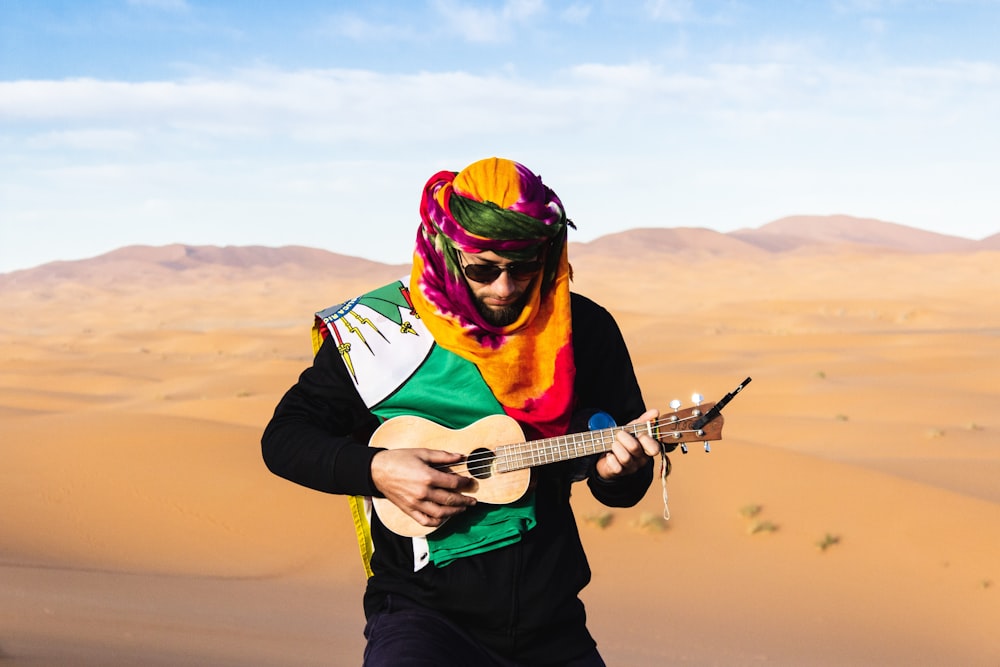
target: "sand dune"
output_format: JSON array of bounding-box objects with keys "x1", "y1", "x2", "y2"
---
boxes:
[{"x1": 2, "y1": 221, "x2": 998, "y2": 665}]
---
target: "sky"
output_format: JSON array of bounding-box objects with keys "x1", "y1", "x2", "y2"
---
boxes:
[{"x1": 2, "y1": 0, "x2": 999, "y2": 273}]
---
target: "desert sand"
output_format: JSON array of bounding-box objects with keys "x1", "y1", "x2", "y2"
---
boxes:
[{"x1": 1, "y1": 223, "x2": 998, "y2": 666}]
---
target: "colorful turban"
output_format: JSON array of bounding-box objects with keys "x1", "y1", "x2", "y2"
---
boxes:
[{"x1": 409, "y1": 157, "x2": 575, "y2": 439}]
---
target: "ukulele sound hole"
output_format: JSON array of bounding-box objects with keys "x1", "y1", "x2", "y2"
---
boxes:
[{"x1": 467, "y1": 448, "x2": 496, "y2": 479}]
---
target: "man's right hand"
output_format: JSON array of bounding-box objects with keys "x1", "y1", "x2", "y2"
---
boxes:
[{"x1": 370, "y1": 448, "x2": 478, "y2": 529}]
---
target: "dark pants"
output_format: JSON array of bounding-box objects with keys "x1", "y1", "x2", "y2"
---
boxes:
[{"x1": 362, "y1": 595, "x2": 607, "y2": 667}]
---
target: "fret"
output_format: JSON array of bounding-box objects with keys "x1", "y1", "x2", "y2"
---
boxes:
[{"x1": 496, "y1": 443, "x2": 509, "y2": 474}]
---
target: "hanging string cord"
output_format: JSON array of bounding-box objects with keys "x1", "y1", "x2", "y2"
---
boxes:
[{"x1": 660, "y1": 448, "x2": 671, "y2": 521}]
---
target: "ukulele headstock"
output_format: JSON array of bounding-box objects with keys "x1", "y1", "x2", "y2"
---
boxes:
[{"x1": 659, "y1": 393, "x2": 723, "y2": 454}]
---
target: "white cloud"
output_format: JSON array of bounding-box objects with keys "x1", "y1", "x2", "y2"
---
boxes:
[
  {"x1": 643, "y1": 0, "x2": 694, "y2": 22},
  {"x1": 861, "y1": 17, "x2": 888, "y2": 34},
  {"x1": 318, "y1": 13, "x2": 417, "y2": 42},
  {"x1": 3, "y1": 57, "x2": 998, "y2": 165},
  {"x1": 431, "y1": 0, "x2": 546, "y2": 43},
  {"x1": 25, "y1": 129, "x2": 140, "y2": 152},
  {"x1": 3, "y1": 56, "x2": 997, "y2": 146},
  {"x1": 0, "y1": 69, "x2": 569, "y2": 145},
  {"x1": 560, "y1": 3, "x2": 592, "y2": 23}
]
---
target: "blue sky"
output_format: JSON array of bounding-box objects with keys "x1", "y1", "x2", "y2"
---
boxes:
[{"x1": 2, "y1": 0, "x2": 998, "y2": 273}]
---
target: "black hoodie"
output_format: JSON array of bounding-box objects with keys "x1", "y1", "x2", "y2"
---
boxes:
[{"x1": 262, "y1": 293, "x2": 653, "y2": 664}]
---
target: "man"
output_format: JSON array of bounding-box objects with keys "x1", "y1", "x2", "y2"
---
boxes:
[{"x1": 262, "y1": 157, "x2": 662, "y2": 666}]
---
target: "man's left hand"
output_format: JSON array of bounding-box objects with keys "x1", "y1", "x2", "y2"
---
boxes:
[{"x1": 594, "y1": 409, "x2": 662, "y2": 480}]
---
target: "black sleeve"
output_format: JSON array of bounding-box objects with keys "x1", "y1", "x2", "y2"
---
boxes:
[
  {"x1": 570, "y1": 293, "x2": 654, "y2": 507},
  {"x1": 261, "y1": 336, "x2": 383, "y2": 497}
]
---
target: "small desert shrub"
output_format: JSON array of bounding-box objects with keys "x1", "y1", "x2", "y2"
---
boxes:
[
  {"x1": 748, "y1": 520, "x2": 779, "y2": 535},
  {"x1": 739, "y1": 503, "x2": 763, "y2": 519},
  {"x1": 633, "y1": 513, "x2": 668, "y2": 532},
  {"x1": 584, "y1": 511, "x2": 614, "y2": 529},
  {"x1": 816, "y1": 533, "x2": 841, "y2": 551}
]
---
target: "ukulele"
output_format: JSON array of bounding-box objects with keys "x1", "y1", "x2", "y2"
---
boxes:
[{"x1": 370, "y1": 378, "x2": 750, "y2": 537}]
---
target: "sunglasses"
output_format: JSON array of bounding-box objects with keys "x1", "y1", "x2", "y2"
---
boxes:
[{"x1": 459, "y1": 258, "x2": 544, "y2": 284}]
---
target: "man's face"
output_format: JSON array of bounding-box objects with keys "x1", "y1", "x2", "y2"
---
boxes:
[{"x1": 457, "y1": 250, "x2": 541, "y2": 327}]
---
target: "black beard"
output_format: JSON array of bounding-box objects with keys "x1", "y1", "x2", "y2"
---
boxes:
[{"x1": 476, "y1": 291, "x2": 530, "y2": 327}]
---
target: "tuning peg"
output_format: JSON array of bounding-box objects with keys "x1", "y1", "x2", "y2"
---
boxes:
[
  {"x1": 668, "y1": 399, "x2": 681, "y2": 423},
  {"x1": 691, "y1": 393, "x2": 710, "y2": 451}
]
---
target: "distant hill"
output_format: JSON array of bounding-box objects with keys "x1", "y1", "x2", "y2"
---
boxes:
[
  {"x1": 569, "y1": 214, "x2": 984, "y2": 258},
  {"x1": 979, "y1": 231, "x2": 1000, "y2": 250},
  {"x1": 0, "y1": 244, "x2": 410, "y2": 289},
  {"x1": 729, "y1": 215, "x2": 978, "y2": 253},
  {"x1": 569, "y1": 227, "x2": 767, "y2": 259},
  {"x1": 2, "y1": 216, "x2": 994, "y2": 289}
]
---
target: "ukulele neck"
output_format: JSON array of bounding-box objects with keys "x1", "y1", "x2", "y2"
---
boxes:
[{"x1": 496, "y1": 422, "x2": 654, "y2": 473}]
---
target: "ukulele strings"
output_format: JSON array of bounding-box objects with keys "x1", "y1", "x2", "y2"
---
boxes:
[{"x1": 437, "y1": 412, "x2": 707, "y2": 477}]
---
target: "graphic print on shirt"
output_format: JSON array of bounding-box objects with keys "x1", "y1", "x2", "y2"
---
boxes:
[{"x1": 313, "y1": 279, "x2": 433, "y2": 407}]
